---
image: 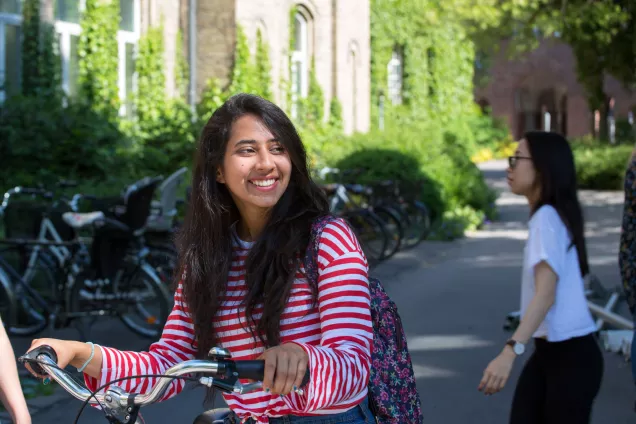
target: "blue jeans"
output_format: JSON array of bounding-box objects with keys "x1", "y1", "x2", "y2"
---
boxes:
[{"x1": 224, "y1": 398, "x2": 375, "y2": 424}]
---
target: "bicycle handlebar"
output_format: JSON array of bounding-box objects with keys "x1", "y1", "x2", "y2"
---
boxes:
[
  {"x1": 0, "y1": 187, "x2": 54, "y2": 216},
  {"x1": 19, "y1": 345, "x2": 309, "y2": 424}
]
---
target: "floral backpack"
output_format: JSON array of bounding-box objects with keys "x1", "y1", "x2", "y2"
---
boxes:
[{"x1": 303, "y1": 215, "x2": 424, "y2": 423}]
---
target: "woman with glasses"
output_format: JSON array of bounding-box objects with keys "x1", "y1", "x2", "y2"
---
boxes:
[{"x1": 478, "y1": 131, "x2": 603, "y2": 424}]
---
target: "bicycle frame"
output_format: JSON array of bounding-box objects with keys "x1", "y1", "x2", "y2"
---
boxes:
[
  {"x1": 23, "y1": 216, "x2": 89, "y2": 284},
  {"x1": 0, "y1": 242, "x2": 58, "y2": 326}
]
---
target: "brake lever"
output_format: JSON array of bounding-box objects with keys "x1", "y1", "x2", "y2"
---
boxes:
[{"x1": 234, "y1": 381, "x2": 263, "y2": 394}]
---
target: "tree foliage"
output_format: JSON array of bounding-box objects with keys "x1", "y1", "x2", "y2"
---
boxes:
[{"x1": 469, "y1": 0, "x2": 635, "y2": 139}]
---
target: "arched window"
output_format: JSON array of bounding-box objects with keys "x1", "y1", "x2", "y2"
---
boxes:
[
  {"x1": 387, "y1": 49, "x2": 402, "y2": 105},
  {"x1": 290, "y1": 10, "x2": 309, "y2": 119}
]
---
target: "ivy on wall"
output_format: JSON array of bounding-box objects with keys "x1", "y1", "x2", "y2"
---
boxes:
[
  {"x1": 369, "y1": 0, "x2": 477, "y2": 140},
  {"x1": 21, "y1": 0, "x2": 60, "y2": 97},
  {"x1": 78, "y1": 0, "x2": 120, "y2": 119},
  {"x1": 175, "y1": 29, "x2": 189, "y2": 100},
  {"x1": 228, "y1": 24, "x2": 257, "y2": 95},
  {"x1": 255, "y1": 28, "x2": 273, "y2": 100},
  {"x1": 129, "y1": 23, "x2": 196, "y2": 174},
  {"x1": 328, "y1": 97, "x2": 343, "y2": 131},
  {"x1": 21, "y1": 0, "x2": 39, "y2": 95},
  {"x1": 300, "y1": 58, "x2": 324, "y2": 126},
  {"x1": 134, "y1": 25, "x2": 166, "y2": 125}
]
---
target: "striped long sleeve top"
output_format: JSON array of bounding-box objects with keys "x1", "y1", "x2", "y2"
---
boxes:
[{"x1": 84, "y1": 218, "x2": 373, "y2": 423}]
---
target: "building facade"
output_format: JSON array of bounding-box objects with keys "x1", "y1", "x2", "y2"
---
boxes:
[
  {"x1": 0, "y1": 0, "x2": 370, "y2": 133},
  {"x1": 475, "y1": 38, "x2": 636, "y2": 140}
]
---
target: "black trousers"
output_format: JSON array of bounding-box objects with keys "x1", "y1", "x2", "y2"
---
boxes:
[{"x1": 510, "y1": 334, "x2": 604, "y2": 424}]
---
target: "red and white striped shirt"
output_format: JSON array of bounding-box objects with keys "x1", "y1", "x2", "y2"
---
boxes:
[{"x1": 84, "y1": 218, "x2": 373, "y2": 423}]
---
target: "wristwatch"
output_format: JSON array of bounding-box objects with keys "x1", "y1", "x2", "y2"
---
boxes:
[{"x1": 505, "y1": 339, "x2": 526, "y2": 356}]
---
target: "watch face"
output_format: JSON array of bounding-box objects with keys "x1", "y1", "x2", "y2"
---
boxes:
[{"x1": 513, "y1": 343, "x2": 525, "y2": 355}]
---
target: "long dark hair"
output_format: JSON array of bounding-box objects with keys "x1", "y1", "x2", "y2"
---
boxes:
[
  {"x1": 525, "y1": 131, "x2": 589, "y2": 276},
  {"x1": 176, "y1": 93, "x2": 329, "y2": 358}
]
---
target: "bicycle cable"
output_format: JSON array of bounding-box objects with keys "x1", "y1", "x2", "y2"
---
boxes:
[{"x1": 21, "y1": 357, "x2": 199, "y2": 424}]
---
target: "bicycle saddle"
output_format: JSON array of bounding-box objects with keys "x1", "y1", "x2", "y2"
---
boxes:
[
  {"x1": 62, "y1": 211, "x2": 131, "y2": 233},
  {"x1": 62, "y1": 211, "x2": 106, "y2": 229}
]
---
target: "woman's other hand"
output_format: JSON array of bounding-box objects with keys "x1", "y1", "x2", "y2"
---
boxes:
[{"x1": 259, "y1": 343, "x2": 309, "y2": 396}]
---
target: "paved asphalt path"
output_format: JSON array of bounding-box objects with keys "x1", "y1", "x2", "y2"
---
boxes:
[{"x1": 5, "y1": 159, "x2": 635, "y2": 423}]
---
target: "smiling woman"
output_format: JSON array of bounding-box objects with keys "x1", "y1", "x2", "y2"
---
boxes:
[
  {"x1": 24, "y1": 94, "x2": 376, "y2": 424},
  {"x1": 216, "y1": 115, "x2": 293, "y2": 240}
]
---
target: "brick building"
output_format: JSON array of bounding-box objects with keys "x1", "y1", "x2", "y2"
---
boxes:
[
  {"x1": 475, "y1": 38, "x2": 636, "y2": 140},
  {"x1": 0, "y1": 0, "x2": 370, "y2": 133}
]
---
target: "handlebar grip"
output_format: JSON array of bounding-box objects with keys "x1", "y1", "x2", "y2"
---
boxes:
[
  {"x1": 233, "y1": 361, "x2": 311, "y2": 389},
  {"x1": 20, "y1": 345, "x2": 59, "y2": 376},
  {"x1": 234, "y1": 360, "x2": 265, "y2": 382}
]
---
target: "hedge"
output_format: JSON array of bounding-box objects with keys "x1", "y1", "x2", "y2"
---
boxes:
[{"x1": 574, "y1": 144, "x2": 632, "y2": 190}]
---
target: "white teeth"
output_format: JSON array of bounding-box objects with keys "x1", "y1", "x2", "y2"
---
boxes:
[{"x1": 251, "y1": 179, "x2": 276, "y2": 187}]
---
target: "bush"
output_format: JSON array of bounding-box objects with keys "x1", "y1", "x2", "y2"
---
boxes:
[
  {"x1": 574, "y1": 144, "x2": 632, "y2": 190},
  {"x1": 307, "y1": 120, "x2": 498, "y2": 233},
  {"x1": 330, "y1": 147, "x2": 445, "y2": 221},
  {"x1": 0, "y1": 95, "x2": 130, "y2": 191},
  {"x1": 125, "y1": 99, "x2": 198, "y2": 177},
  {"x1": 429, "y1": 205, "x2": 485, "y2": 240}
]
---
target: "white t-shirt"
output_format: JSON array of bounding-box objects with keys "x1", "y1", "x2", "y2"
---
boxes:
[{"x1": 520, "y1": 205, "x2": 597, "y2": 342}]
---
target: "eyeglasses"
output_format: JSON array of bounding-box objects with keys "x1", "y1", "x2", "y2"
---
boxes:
[{"x1": 508, "y1": 156, "x2": 532, "y2": 169}]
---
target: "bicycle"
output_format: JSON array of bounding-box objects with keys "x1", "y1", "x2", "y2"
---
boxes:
[
  {"x1": 317, "y1": 168, "x2": 395, "y2": 264},
  {"x1": 368, "y1": 179, "x2": 431, "y2": 249},
  {"x1": 19, "y1": 345, "x2": 309, "y2": 424},
  {"x1": 0, "y1": 180, "x2": 171, "y2": 339}
]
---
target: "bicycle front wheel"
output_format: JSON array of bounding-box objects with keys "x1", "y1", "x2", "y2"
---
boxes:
[
  {"x1": 373, "y1": 206, "x2": 403, "y2": 259},
  {"x1": 0, "y1": 246, "x2": 52, "y2": 336},
  {"x1": 114, "y1": 262, "x2": 172, "y2": 339},
  {"x1": 343, "y1": 209, "x2": 389, "y2": 268},
  {"x1": 401, "y1": 200, "x2": 432, "y2": 249}
]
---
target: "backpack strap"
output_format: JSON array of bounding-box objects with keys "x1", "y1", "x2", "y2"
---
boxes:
[{"x1": 303, "y1": 214, "x2": 337, "y2": 286}]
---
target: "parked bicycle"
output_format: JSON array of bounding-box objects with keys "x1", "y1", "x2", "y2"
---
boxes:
[
  {"x1": 315, "y1": 167, "x2": 432, "y2": 267},
  {"x1": 0, "y1": 178, "x2": 171, "y2": 340}
]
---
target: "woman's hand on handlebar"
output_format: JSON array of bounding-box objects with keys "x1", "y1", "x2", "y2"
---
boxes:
[
  {"x1": 258, "y1": 343, "x2": 308, "y2": 396},
  {"x1": 24, "y1": 339, "x2": 84, "y2": 380}
]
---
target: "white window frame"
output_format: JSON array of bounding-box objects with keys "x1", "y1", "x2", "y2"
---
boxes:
[
  {"x1": 290, "y1": 11, "x2": 308, "y2": 119},
  {"x1": 55, "y1": 20, "x2": 81, "y2": 96},
  {"x1": 387, "y1": 49, "x2": 403, "y2": 105},
  {"x1": 117, "y1": 0, "x2": 139, "y2": 116},
  {"x1": 0, "y1": 11, "x2": 22, "y2": 102},
  {"x1": 0, "y1": 0, "x2": 140, "y2": 113}
]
